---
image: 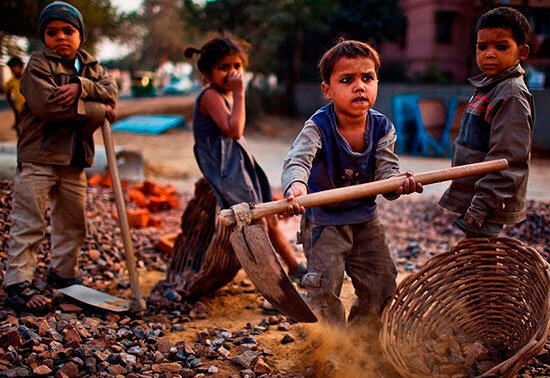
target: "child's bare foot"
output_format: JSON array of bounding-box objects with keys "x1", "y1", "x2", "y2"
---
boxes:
[
  {"x1": 5, "y1": 281, "x2": 52, "y2": 313},
  {"x1": 27, "y1": 293, "x2": 51, "y2": 308}
]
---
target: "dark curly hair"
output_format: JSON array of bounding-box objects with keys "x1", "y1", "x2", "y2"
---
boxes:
[
  {"x1": 318, "y1": 39, "x2": 380, "y2": 83},
  {"x1": 477, "y1": 7, "x2": 531, "y2": 45}
]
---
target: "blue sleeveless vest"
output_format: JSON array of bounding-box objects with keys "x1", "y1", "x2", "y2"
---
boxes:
[{"x1": 306, "y1": 103, "x2": 394, "y2": 225}]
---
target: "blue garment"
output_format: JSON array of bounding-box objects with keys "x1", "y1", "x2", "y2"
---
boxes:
[
  {"x1": 306, "y1": 103, "x2": 393, "y2": 225},
  {"x1": 192, "y1": 87, "x2": 272, "y2": 209}
]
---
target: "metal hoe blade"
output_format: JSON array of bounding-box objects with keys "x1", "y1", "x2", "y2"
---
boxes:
[
  {"x1": 60, "y1": 285, "x2": 130, "y2": 312},
  {"x1": 230, "y1": 224, "x2": 317, "y2": 323}
]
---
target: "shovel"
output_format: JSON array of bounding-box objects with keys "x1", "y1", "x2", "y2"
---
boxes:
[
  {"x1": 60, "y1": 120, "x2": 147, "y2": 313},
  {"x1": 219, "y1": 159, "x2": 509, "y2": 323}
]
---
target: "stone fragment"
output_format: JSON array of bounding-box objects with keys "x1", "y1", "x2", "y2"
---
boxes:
[
  {"x1": 120, "y1": 352, "x2": 137, "y2": 366},
  {"x1": 57, "y1": 361, "x2": 79, "y2": 378},
  {"x1": 0, "y1": 329, "x2": 21, "y2": 347},
  {"x1": 151, "y1": 362, "x2": 182, "y2": 373},
  {"x1": 277, "y1": 322, "x2": 290, "y2": 331},
  {"x1": 128, "y1": 346, "x2": 142, "y2": 355},
  {"x1": 171, "y1": 324, "x2": 185, "y2": 332},
  {"x1": 63, "y1": 329, "x2": 82, "y2": 344},
  {"x1": 158, "y1": 338, "x2": 171, "y2": 355},
  {"x1": 218, "y1": 347, "x2": 231, "y2": 358},
  {"x1": 281, "y1": 334, "x2": 295, "y2": 344},
  {"x1": 33, "y1": 365, "x2": 52, "y2": 375},
  {"x1": 254, "y1": 357, "x2": 272, "y2": 375},
  {"x1": 108, "y1": 364, "x2": 127, "y2": 375},
  {"x1": 464, "y1": 342, "x2": 488, "y2": 361},
  {"x1": 59, "y1": 304, "x2": 83, "y2": 314},
  {"x1": 233, "y1": 350, "x2": 258, "y2": 369},
  {"x1": 208, "y1": 365, "x2": 219, "y2": 374}
]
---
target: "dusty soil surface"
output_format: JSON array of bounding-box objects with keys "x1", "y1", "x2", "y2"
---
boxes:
[{"x1": 1, "y1": 98, "x2": 550, "y2": 377}]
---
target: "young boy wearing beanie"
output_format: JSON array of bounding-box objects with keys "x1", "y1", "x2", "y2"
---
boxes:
[{"x1": 5, "y1": 1, "x2": 118, "y2": 313}]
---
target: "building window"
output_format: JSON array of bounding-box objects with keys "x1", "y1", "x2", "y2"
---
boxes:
[{"x1": 435, "y1": 11, "x2": 457, "y2": 45}]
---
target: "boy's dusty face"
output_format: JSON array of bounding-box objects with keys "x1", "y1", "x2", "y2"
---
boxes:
[
  {"x1": 44, "y1": 20, "x2": 80, "y2": 60},
  {"x1": 322, "y1": 57, "x2": 378, "y2": 120},
  {"x1": 476, "y1": 27, "x2": 529, "y2": 77}
]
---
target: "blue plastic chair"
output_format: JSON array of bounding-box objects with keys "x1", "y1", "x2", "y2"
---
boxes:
[
  {"x1": 391, "y1": 94, "x2": 420, "y2": 154},
  {"x1": 411, "y1": 96, "x2": 464, "y2": 157},
  {"x1": 444, "y1": 97, "x2": 468, "y2": 157}
]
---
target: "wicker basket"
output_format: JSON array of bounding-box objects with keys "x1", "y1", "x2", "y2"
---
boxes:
[
  {"x1": 380, "y1": 237, "x2": 550, "y2": 378},
  {"x1": 165, "y1": 178, "x2": 241, "y2": 298}
]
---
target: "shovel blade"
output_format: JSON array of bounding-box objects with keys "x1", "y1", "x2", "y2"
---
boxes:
[
  {"x1": 230, "y1": 224, "x2": 317, "y2": 323},
  {"x1": 59, "y1": 285, "x2": 130, "y2": 312}
]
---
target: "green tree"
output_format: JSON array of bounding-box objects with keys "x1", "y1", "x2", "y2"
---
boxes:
[
  {"x1": 181, "y1": 0, "x2": 404, "y2": 113},
  {"x1": 0, "y1": 0, "x2": 120, "y2": 57},
  {"x1": 182, "y1": 0, "x2": 335, "y2": 112},
  {"x1": 110, "y1": 0, "x2": 203, "y2": 71}
]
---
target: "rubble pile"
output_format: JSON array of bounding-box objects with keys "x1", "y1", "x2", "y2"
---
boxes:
[
  {"x1": 89, "y1": 173, "x2": 180, "y2": 229},
  {"x1": 377, "y1": 198, "x2": 550, "y2": 272},
  {"x1": 0, "y1": 178, "x2": 549, "y2": 376},
  {"x1": 0, "y1": 180, "x2": 184, "y2": 296},
  {"x1": 0, "y1": 308, "x2": 293, "y2": 377},
  {"x1": 405, "y1": 328, "x2": 506, "y2": 377}
]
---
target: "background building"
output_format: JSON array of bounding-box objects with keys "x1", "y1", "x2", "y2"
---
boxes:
[{"x1": 381, "y1": 0, "x2": 550, "y2": 84}]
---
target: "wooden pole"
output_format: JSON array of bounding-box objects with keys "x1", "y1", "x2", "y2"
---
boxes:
[
  {"x1": 101, "y1": 120, "x2": 146, "y2": 313},
  {"x1": 219, "y1": 159, "x2": 508, "y2": 227}
]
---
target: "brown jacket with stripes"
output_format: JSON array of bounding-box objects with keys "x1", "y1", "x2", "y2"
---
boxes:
[{"x1": 440, "y1": 64, "x2": 534, "y2": 224}]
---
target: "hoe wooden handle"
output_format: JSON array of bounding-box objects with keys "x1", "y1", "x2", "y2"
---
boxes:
[
  {"x1": 219, "y1": 158, "x2": 508, "y2": 227},
  {"x1": 101, "y1": 120, "x2": 146, "y2": 313}
]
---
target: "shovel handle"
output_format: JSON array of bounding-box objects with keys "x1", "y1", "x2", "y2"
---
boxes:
[
  {"x1": 219, "y1": 158, "x2": 508, "y2": 227},
  {"x1": 101, "y1": 120, "x2": 146, "y2": 313}
]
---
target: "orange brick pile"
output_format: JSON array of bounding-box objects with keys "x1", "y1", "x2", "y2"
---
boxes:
[{"x1": 88, "y1": 172, "x2": 179, "y2": 229}]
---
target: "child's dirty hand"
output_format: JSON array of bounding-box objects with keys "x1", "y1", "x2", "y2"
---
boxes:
[
  {"x1": 279, "y1": 182, "x2": 307, "y2": 218},
  {"x1": 226, "y1": 71, "x2": 244, "y2": 93},
  {"x1": 54, "y1": 83, "x2": 80, "y2": 106},
  {"x1": 105, "y1": 104, "x2": 116, "y2": 122},
  {"x1": 396, "y1": 172, "x2": 423, "y2": 195}
]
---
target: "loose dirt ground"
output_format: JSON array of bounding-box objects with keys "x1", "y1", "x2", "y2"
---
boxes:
[{"x1": 2, "y1": 97, "x2": 549, "y2": 376}]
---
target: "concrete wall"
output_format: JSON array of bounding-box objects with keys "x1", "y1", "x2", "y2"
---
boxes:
[{"x1": 292, "y1": 83, "x2": 550, "y2": 153}]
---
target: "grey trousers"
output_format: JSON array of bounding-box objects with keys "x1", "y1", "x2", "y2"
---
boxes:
[
  {"x1": 299, "y1": 216, "x2": 397, "y2": 325},
  {"x1": 5, "y1": 162, "x2": 87, "y2": 286}
]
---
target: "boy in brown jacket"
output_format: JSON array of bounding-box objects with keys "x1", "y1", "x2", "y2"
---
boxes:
[
  {"x1": 5, "y1": 1, "x2": 118, "y2": 312},
  {"x1": 440, "y1": 7, "x2": 533, "y2": 237}
]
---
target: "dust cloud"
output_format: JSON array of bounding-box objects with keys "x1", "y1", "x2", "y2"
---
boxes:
[{"x1": 293, "y1": 321, "x2": 396, "y2": 377}]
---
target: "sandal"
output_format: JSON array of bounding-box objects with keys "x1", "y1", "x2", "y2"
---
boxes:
[
  {"x1": 5, "y1": 281, "x2": 52, "y2": 314},
  {"x1": 47, "y1": 270, "x2": 82, "y2": 289}
]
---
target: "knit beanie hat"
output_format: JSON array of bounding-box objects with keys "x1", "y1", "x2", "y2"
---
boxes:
[{"x1": 38, "y1": 1, "x2": 87, "y2": 45}]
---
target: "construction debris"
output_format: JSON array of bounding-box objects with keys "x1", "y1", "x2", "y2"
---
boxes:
[
  {"x1": 0, "y1": 179, "x2": 549, "y2": 376},
  {"x1": 89, "y1": 173, "x2": 180, "y2": 229}
]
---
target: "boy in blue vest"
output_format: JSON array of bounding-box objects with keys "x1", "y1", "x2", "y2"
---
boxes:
[{"x1": 281, "y1": 39, "x2": 422, "y2": 326}]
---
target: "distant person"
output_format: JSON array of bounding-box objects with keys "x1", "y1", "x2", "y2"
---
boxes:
[
  {"x1": 4, "y1": 56, "x2": 25, "y2": 137},
  {"x1": 280, "y1": 39, "x2": 422, "y2": 326},
  {"x1": 5, "y1": 1, "x2": 118, "y2": 313},
  {"x1": 440, "y1": 7, "x2": 534, "y2": 237},
  {"x1": 184, "y1": 34, "x2": 307, "y2": 282}
]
